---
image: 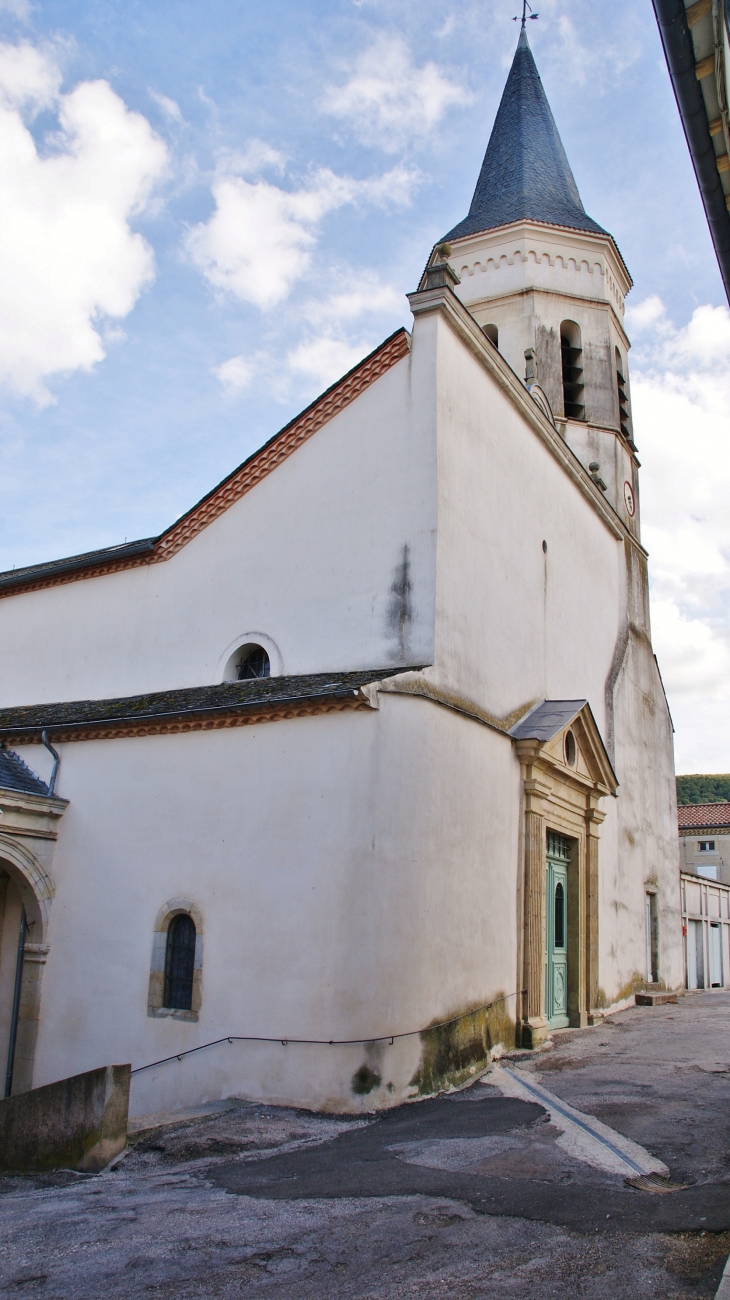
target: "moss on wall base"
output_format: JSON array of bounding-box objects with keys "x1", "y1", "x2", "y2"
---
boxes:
[
  {"x1": 594, "y1": 971, "x2": 666, "y2": 1013},
  {"x1": 409, "y1": 996, "x2": 516, "y2": 1097}
]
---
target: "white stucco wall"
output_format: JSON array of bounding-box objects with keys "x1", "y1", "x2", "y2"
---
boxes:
[
  {"x1": 1, "y1": 278, "x2": 681, "y2": 1114},
  {"x1": 411, "y1": 301, "x2": 679, "y2": 1010},
  {"x1": 0, "y1": 352, "x2": 436, "y2": 707},
  {"x1": 16, "y1": 690, "x2": 521, "y2": 1115},
  {"x1": 417, "y1": 306, "x2": 621, "y2": 727}
]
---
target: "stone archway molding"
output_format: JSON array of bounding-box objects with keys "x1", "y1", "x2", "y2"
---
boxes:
[
  {"x1": 0, "y1": 834, "x2": 54, "y2": 945},
  {"x1": 0, "y1": 835, "x2": 57, "y2": 1094}
]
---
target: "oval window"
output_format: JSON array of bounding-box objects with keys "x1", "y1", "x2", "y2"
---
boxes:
[{"x1": 564, "y1": 730, "x2": 576, "y2": 767}]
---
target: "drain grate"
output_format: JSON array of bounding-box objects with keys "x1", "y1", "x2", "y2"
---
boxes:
[{"x1": 625, "y1": 1172, "x2": 689, "y2": 1194}]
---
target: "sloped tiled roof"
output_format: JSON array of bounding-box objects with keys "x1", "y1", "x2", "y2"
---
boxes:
[
  {"x1": 678, "y1": 803, "x2": 730, "y2": 830},
  {"x1": 509, "y1": 699, "x2": 587, "y2": 741},
  {"x1": 0, "y1": 668, "x2": 418, "y2": 744},
  {"x1": 442, "y1": 29, "x2": 607, "y2": 243},
  {"x1": 0, "y1": 747, "x2": 49, "y2": 795}
]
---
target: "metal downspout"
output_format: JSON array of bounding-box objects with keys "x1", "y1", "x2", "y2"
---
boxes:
[
  {"x1": 41, "y1": 731, "x2": 60, "y2": 796},
  {"x1": 4, "y1": 908, "x2": 26, "y2": 1098}
]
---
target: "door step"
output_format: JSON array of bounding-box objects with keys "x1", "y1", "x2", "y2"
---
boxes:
[{"x1": 635, "y1": 991, "x2": 678, "y2": 1006}]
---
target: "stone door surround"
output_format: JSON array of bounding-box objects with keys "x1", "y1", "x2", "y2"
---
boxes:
[{"x1": 513, "y1": 704, "x2": 616, "y2": 1047}]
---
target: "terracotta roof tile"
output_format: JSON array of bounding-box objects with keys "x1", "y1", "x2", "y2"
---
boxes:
[{"x1": 678, "y1": 802, "x2": 730, "y2": 829}]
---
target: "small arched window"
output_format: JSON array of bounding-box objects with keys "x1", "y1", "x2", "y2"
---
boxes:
[
  {"x1": 237, "y1": 645, "x2": 270, "y2": 679},
  {"x1": 483, "y1": 324, "x2": 498, "y2": 348},
  {"x1": 615, "y1": 347, "x2": 631, "y2": 441},
  {"x1": 164, "y1": 914, "x2": 196, "y2": 1011},
  {"x1": 560, "y1": 320, "x2": 584, "y2": 420},
  {"x1": 554, "y1": 881, "x2": 565, "y2": 950}
]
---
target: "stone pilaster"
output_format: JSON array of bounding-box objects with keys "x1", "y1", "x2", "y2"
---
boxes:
[
  {"x1": 586, "y1": 801, "x2": 605, "y2": 1021},
  {"x1": 522, "y1": 807, "x2": 547, "y2": 1046}
]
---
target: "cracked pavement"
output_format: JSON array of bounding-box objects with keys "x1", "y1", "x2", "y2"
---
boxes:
[{"x1": 1, "y1": 991, "x2": 729, "y2": 1298}]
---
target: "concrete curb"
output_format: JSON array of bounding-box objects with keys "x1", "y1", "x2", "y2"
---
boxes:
[
  {"x1": 485, "y1": 1065, "x2": 668, "y2": 1178},
  {"x1": 716, "y1": 1255, "x2": 730, "y2": 1299}
]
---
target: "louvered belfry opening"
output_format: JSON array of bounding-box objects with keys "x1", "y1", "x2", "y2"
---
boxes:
[
  {"x1": 615, "y1": 347, "x2": 631, "y2": 440},
  {"x1": 164, "y1": 914, "x2": 196, "y2": 1011},
  {"x1": 560, "y1": 321, "x2": 585, "y2": 420}
]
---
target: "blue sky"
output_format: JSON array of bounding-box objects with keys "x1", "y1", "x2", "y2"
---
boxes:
[{"x1": 0, "y1": 0, "x2": 729, "y2": 771}]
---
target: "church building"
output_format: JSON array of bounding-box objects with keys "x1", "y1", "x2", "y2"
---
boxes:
[{"x1": 0, "y1": 30, "x2": 682, "y2": 1117}]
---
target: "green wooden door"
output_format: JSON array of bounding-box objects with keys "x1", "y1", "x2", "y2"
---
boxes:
[{"x1": 546, "y1": 831, "x2": 569, "y2": 1029}]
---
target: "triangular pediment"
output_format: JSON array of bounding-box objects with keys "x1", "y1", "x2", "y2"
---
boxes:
[{"x1": 510, "y1": 700, "x2": 618, "y2": 795}]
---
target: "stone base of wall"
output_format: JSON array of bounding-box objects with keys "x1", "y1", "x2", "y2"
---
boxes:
[{"x1": 0, "y1": 1064, "x2": 130, "y2": 1172}]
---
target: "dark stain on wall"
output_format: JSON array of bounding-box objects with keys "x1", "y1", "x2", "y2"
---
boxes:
[
  {"x1": 410, "y1": 998, "x2": 517, "y2": 1097},
  {"x1": 387, "y1": 543, "x2": 412, "y2": 659},
  {"x1": 351, "y1": 1064, "x2": 382, "y2": 1095}
]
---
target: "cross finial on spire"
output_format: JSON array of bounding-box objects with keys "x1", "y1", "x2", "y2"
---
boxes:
[{"x1": 513, "y1": 1, "x2": 538, "y2": 28}]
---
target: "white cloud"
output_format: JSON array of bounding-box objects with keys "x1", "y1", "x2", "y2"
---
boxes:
[
  {"x1": 0, "y1": 41, "x2": 168, "y2": 404},
  {"x1": 650, "y1": 599, "x2": 730, "y2": 699},
  {"x1": 186, "y1": 160, "x2": 418, "y2": 310},
  {"x1": 535, "y1": 2, "x2": 642, "y2": 88},
  {"x1": 0, "y1": 0, "x2": 32, "y2": 20},
  {"x1": 628, "y1": 297, "x2": 730, "y2": 770},
  {"x1": 148, "y1": 88, "x2": 183, "y2": 124},
  {"x1": 624, "y1": 293, "x2": 666, "y2": 334},
  {"x1": 223, "y1": 138, "x2": 286, "y2": 177},
  {"x1": 288, "y1": 336, "x2": 372, "y2": 388},
  {"x1": 303, "y1": 274, "x2": 403, "y2": 325},
  {"x1": 0, "y1": 39, "x2": 59, "y2": 108},
  {"x1": 322, "y1": 35, "x2": 471, "y2": 152},
  {"x1": 214, "y1": 353, "x2": 254, "y2": 394}
]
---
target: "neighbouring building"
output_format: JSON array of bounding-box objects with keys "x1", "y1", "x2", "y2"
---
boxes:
[
  {"x1": 0, "y1": 27, "x2": 682, "y2": 1119},
  {"x1": 652, "y1": 0, "x2": 730, "y2": 302},
  {"x1": 677, "y1": 803, "x2": 730, "y2": 988},
  {"x1": 678, "y1": 802, "x2": 730, "y2": 884},
  {"x1": 681, "y1": 872, "x2": 730, "y2": 989}
]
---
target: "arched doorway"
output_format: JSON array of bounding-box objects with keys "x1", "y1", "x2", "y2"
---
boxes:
[{"x1": 0, "y1": 842, "x2": 53, "y2": 1095}]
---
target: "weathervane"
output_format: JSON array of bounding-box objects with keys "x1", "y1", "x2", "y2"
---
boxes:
[{"x1": 513, "y1": 1, "x2": 538, "y2": 27}]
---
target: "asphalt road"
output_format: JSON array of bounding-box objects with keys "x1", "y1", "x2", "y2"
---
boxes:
[{"x1": 1, "y1": 991, "x2": 729, "y2": 1298}]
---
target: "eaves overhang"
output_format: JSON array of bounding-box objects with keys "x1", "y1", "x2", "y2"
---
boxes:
[
  {"x1": 652, "y1": 0, "x2": 730, "y2": 304},
  {"x1": 0, "y1": 668, "x2": 418, "y2": 746}
]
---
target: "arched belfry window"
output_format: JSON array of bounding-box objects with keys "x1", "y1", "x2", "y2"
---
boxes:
[
  {"x1": 615, "y1": 347, "x2": 631, "y2": 441},
  {"x1": 483, "y1": 324, "x2": 498, "y2": 349},
  {"x1": 164, "y1": 914, "x2": 196, "y2": 1011},
  {"x1": 560, "y1": 321, "x2": 585, "y2": 420},
  {"x1": 237, "y1": 645, "x2": 270, "y2": 679}
]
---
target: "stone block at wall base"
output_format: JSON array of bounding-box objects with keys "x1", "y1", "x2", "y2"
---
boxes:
[
  {"x1": 635, "y1": 991, "x2": 679, "y2": 1007},
  {"x1": 0, "y1": 1064, "x2": 130, "y2": 1172}
]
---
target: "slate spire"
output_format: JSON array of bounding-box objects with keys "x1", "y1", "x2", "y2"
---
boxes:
[{"x1": 443, "y1": 29, "x2": 606, "y2": 242}]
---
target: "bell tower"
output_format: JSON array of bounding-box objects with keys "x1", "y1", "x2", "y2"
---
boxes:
[{"x1": 428, "y1": 27, "x2": 639, "y2": 534}]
